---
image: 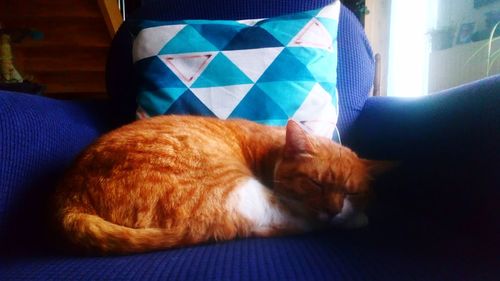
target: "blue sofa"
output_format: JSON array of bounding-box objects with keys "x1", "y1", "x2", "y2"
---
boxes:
[{"x1": 1, "y1": 0, "x2": 499, "y2": 280}]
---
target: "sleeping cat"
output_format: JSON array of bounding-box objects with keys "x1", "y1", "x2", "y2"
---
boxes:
[{"x1": 54, "y1": 115, "x2": 384, "y2": 255}]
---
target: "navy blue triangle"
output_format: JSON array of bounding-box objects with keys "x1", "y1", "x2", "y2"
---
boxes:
[
  {"x1": 191, "y1": 24, "x2": 243, "y2": 50},
  {"x1": 164, "y1": 89, "x2": 216, "y2": 117},
  {"x1": 135, "y1": 56, "x2": 185, "y2": 91},
  {"x1": 229, "y1": 85, "x2": 289, "y2": 125},
  {"x1": 223, "y1": 27, "x2": 284, "y2": 50}
]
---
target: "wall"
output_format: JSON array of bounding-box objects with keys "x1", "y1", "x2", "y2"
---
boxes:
[
  {"x1": 430, "y1": 0, "x2": 500, "y2": 92},
  {"x1": 429, "y1": 38, "x2": 500, "y2": 92},
  {"x1": 437, "y1": 0, "x2": 500, "y2": 31},
  {"x1": 364, "y1": 0, "x2": 392, "y2": 96}
]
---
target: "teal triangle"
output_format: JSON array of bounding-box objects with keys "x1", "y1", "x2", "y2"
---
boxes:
[
  {"x1": 286, "y1": 47, "x2": 337, "y2": 83},
  {"x1": 304, "y1": 8, "x2": 323, "y2": 18},
  {"x1": 317, "y1": 17, "x2": 339, "y2": 39},
  {"x1": 259, "y1": 17, "x2": 311, "y2": 46},
  {"x1": 191, "y1": 53, "x2": 253, "y2": 88},
  {"x1": 159, "y1": 25, "x2": 219, "y2": 54},
  {"x1": 191, "y1": 23, "x2": 244, "y2": 50},
  {"x1": 257, "y1": 48, "x2": 316, "y2": 82},
  {"x1": 229, "y1": 85, "x2": 289, "y2": 125},
  {"x1": 138, "y1": 87, "x2": 187, "y2": 116},
  {"x1": 319, "y1": 82, "x2": 338, "y2": 107},
  {"x1": 256, "y1": 81, "x2": 315, "y2": 116},
  {"x1": 319, "y1": 82, "x2": 337, "y2": 95}
]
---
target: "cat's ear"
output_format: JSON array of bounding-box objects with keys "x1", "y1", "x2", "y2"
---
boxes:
[
  {"x1": 284, "y1": 120, "x2": 315, "y2": 159},
  {"x1": 362, "y1": 159, "x2": 397, "y2": 175}
]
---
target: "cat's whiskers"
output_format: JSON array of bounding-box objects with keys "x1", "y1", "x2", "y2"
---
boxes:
[
  {"x1": 272, "y1": 191, "x2": 299, "y2": 204},
  {"x1": 269, "y1": 187, "x2": 328, "y2": 216}
]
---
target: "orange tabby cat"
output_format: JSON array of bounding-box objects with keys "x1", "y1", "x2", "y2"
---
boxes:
[{"x1": 54, "y1": 115, "x2": 382, "y2": 255}]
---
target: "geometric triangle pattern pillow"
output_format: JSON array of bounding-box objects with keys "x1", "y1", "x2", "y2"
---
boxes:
[{"x1": 131, "y1": 0, "x2": 341, "y2": 141}]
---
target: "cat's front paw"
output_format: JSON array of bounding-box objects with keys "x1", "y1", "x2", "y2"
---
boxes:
[{"x1": 329, "y1": 198, "x2": 369, "y2": 229}]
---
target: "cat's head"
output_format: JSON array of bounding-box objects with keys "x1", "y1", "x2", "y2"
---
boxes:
[{"x1": 273, "y1": 120, "x2": 390, "y2": 221}]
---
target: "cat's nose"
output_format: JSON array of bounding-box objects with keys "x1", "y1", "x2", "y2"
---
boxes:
[
  {"x1": 318, "y1": 210, "x2": 337, "y2": 221},
  {"x1": 327, "y1": 193, "x2": 344, "y2": 214},
  {"x1": 318, "y1": 212, "x2": 330, "y2": 221}
]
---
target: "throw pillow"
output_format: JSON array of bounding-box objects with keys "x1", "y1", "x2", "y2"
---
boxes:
[{"x1": 130, "y1": 0, "x2": 340, "y2": 140}]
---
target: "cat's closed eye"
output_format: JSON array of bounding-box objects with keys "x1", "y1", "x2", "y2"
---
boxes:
[{"x1": 308, "y1": 179, "x2": 324, "y2": 192}]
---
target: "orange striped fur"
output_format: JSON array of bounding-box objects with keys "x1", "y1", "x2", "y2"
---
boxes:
[{"x1": 54, "y1": 115, "x2": 382, "y2": 255}]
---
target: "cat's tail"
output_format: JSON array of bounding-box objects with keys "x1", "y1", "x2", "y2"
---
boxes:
[{"x1": 59, "y1": 208, "x2": 187, "y2": 255}]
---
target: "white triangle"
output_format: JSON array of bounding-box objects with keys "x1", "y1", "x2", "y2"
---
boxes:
[
  {"x1": 191, "y1": 84, "x2": 253, "y2": 119},
  {"x1": 237, "y1": 18, "x2": 266, "y2": 26},
  {"x1": 222, "y1": 47, "x2": 284, "y2": 82},
  {"x1": 316, "y1": 1, "x2": 341, "y2": 20},
  {"x1": 288, "y1": 18, "x2": 333, "y2": 52},
  {"x1": 292, "y1": 83, "x2": 337, "y2": 139},
  {"x1": 159, "y1": 52, "x2": 218, "y2": 87},
  {"x1": 133, "y1": 25, "x2": 186, "y2": 62}
]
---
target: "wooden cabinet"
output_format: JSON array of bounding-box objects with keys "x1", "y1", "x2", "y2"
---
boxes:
[{"x1": 1, "y1": 0, "x2": 111, "y2": 99}]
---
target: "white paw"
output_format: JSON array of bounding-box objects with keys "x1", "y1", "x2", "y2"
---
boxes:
[
  {"x1": 331, "y1": 211, "x2": 369, "y2": 229},
  {"x1": 329, "y1": 198, "x2": 369, "y2": 229}
]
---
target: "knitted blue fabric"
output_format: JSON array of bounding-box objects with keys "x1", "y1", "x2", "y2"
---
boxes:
[
  {"x1": 106, "y1": 0, "x2": 374, "y2": 138},
  {"x1": 0, "y1": 91, "x2": 111, "y2": 252},
  {"x1": 4, "y1": 228, "x2": 499, "y2": 280},
  {"x1": 350, "y1": 74, "x2": 500, "y2": 241},
  {"x1": 350, "y1": 74, "x2": 500, "y2": 161}
]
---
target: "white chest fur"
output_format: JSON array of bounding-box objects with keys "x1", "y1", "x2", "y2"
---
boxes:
[{"x1": 227, "y1": 178, "x2": 299, "y2": 234}]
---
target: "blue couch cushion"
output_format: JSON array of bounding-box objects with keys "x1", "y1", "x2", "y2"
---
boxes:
[{"x1": 4, "y1": 228, "x2": 497, "y2": 281}]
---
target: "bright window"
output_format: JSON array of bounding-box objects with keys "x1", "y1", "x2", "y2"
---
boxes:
[
  {"x1": 387, "y1": 0, "x2": 437, "y2": 97},
  {"x1": 367, "y1": 0, "x2": 500, "y2": 96}
]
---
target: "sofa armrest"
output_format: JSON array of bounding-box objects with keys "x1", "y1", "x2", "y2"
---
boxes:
[
  {"x1": 347, "y1": 75, "x2": 499, "y2": 161},
  {"x1": 345, "y1": 75, "x2": 500, "y2": 238},
  {"x1": 0, "y1": 91, "x2": 112, "y2": 250}
]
